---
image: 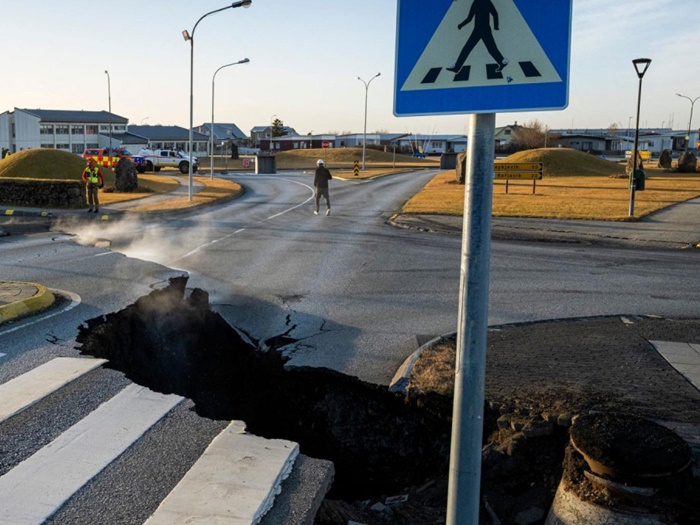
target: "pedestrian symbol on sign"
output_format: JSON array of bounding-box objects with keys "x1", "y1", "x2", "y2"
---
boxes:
[{"x1": 447, "y1": 0, "x2": 508, "y2": 75}]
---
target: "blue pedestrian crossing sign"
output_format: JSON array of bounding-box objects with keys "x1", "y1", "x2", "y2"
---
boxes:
[{"x1": 394, "y1": 0, "x2": 572, "y2": 116}]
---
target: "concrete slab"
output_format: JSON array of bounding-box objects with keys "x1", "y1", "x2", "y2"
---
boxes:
[
  {"x1": 650, "y1": 341, "x2": 700, "y2": 391},
  {"x1": 145, "y1": 420, "x2": 299, "y2": 525}
]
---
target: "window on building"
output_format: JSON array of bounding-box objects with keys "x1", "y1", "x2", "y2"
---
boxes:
[
  {"x1": 114, "y1": 125, "x2": 126, "y2": 132},
  {"x1": 86, "y1": 143, "x2": 99, "y2": 149},
  {"x1": 99, "y1": 125, "x2": 109, "y2": 132},
  {"x1": 56, "y1": 143, "x2": 70, "y2": 150},
  {"x1": 71, "y1": 125, "x2": 84, "y2": 135},
  {"x1": 40, "y1": 144, "x2": 55, "y2": 149},
  {"x1": 11, "y1": 124, "x2": 15, "y2": 138},
  {"x1": 431, "y1": 141, "x2": 441, "y2": 148},
  {"x1": 40, "y1": 124, "x2": 54, "y2": 135},
  {"x1": 55, "y1": 125, "x2": 69, "y2": 135},
  {"x1": 72, "y1": 144, "x2": 84, "y2": 154},
  {"x1": 85, "y1": 125, "x2": 98, "y2": 135}
]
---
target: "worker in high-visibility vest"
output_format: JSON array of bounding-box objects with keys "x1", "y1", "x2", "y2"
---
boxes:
[{"x1": 81, "y1": 159, "x2": 104, "y2": 213}]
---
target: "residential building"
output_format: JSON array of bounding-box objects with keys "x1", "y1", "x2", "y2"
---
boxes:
[
  {"x1": 0, "y1": 108, "x2": 127, "y2": 154},
  {"x1": 395, "y1": 134, "x2": 467, "y2": 155},
  {"x1": 250, "y1": 125, "x2": 298, "y2": 147},
  {"x1": 121, "y1": 125, "x2": 209, "y2": 154}
]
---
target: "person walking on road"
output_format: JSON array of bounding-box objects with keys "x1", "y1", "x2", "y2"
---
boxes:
[
  {"x1": 82, "y1": 158, "x2": 104, "y2": 213},
  {"x1": 313, "y1": 159, "x2": 332, "y2": 216},
  {"x1": 448, "y1": 0, "x2": 508, "y2": 73}
]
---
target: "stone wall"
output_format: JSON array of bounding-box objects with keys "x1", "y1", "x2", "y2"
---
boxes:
[{"x1": 0, "y1": 179, "x2": 86, "y2": 208}]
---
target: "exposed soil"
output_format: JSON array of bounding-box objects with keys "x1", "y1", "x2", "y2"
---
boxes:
[{"x1": 76, "y1": 279, "x2": 700, "y2": 525}]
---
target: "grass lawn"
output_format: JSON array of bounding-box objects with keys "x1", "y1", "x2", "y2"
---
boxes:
[
  {"x1": 123, "y1": 176, "x2": 242, "y2": 213},
  {"x1": 403, "y1": 149, "x2": 700, "y2": 221},
  {"x1": 403, "y1": 170, "x2": 700, "y2": 220}
]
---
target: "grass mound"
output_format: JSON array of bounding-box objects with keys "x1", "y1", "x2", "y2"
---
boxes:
[
  {"x1": 0, "y1": 148, "x2": 115, "y2": 184},
  {"x1": 501, "y1": 148, "x2": 625, "y2": 177}
]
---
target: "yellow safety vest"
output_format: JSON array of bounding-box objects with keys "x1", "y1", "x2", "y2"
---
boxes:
[{"x1": 85, "y1": 167, "x2": 100, "y2": 184}]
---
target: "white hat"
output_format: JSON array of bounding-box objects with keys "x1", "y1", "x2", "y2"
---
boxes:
[{"x1": 317, "y1": 159, "x2": 324, "y2": 165}]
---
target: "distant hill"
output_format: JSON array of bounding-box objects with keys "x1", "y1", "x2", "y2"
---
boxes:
[
  {"x1": 0, "y1": 149, "x2": 115, "y2": 183},
  {"x1": 501, "y1": 148, "x2": 625, "y2": 177}
]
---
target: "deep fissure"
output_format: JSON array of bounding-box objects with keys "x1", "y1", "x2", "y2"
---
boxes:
[
  {"x1": 74, "y1": 278, "x2": 699, "y2": 523},
  {"x1": 76, "y1": 277, "x2": 454, "y2": 499}
]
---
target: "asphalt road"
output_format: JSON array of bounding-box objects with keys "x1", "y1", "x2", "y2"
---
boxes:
[{"x1": 59, "y1": 169, "x2": 700, "y2": 385}]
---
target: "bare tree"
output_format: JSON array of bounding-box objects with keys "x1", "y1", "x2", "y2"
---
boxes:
[
  {"x1": 511, "y1": 120, "x2": 547, "y2": 150},
  {"x1": 608, "y1": 123, "x2": 619, "y2": 136}
]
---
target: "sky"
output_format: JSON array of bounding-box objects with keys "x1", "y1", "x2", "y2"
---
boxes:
[{"x1": 1, "y1": 0, "x2": 698, "y2": 137}]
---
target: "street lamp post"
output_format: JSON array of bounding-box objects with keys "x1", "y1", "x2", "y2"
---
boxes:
[
  {"x1": 357, "y1": 72, "x2": 380, "y2": 170},
  {"x1": 629, "y1": 58, "x2": 651, "y2": 217},
  {"x1": 676, "y1": 93, "x2": 699, "y2": 153},
  {"x1": 269, "y1": 114, "x2": 277, "y2": 152},
  {"x1": 104, "y1": 70, "x2": 112, "y2": 161},
  {"x1": 211, "y1": 58, "x2": 250, "y2": 179},
  {"x1": 183, "y1": 1, "x2": 252, "y2": 201}
]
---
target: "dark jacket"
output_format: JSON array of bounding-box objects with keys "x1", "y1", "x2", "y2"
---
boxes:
[{"x1": 314, "y1": 165, "x2": 332, "y2": 189}]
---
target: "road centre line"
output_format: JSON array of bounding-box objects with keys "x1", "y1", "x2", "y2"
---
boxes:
[{"x1": 174, "y1": 178, "x2": 315, "y2": 262}]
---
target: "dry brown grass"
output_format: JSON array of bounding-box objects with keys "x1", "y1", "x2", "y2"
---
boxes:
[
  {"x1": 403, "y1": 149, "x2": 700, "y2": 220},
  {"x1": 409, "y1": 343, "x2": 455, "y2": 397},
  {"x1": 124, "y1": 176, "x2": 242, "y2": 213},
  {"x1": 98, "y1": 175, "x2": 179, "y2": 205}
]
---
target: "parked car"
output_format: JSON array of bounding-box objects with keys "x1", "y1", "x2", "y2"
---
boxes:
[{"x1": 137, "y1": 149, "x2": 199, "y2": 174}]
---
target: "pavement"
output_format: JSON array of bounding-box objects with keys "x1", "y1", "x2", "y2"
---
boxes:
[{"x1": 2, "y1": 183, "x2": 700, "y2": 522}]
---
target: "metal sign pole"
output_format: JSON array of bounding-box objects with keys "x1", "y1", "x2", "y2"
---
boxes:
[{"x1": 446, "y1": 112, "x2": 495, "y2": 525}]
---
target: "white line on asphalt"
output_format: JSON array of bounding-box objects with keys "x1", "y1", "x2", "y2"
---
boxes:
[
  {"x1": 0, "y1": 289, "x2": 81, "y2": 337},
  {"x1": 173, "y1": 177, "x2": 314, "y2": 262},
  {"x1": 0, "y1": 384, "x2": 183, "y2": 525},
  {"x1": 0, "y1": 357, "x2": 107, "y2": 424}
]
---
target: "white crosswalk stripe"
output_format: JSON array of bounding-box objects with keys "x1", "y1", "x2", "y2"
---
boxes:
[
  {"x1": 0, "y1": 383, "x2": 182, "y2": 525},
  {"x1": 145, "y1": 421, "x2": 299, "y2": 525},
  {"x1": 0, "y1": 357, "x2": 107, "y2": 424},
  {"x1": 0, "y1": 358, "x2": 313, "y2": 525}
]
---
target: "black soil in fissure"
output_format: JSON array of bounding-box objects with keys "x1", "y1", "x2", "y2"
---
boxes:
[{"x1": 76, "y1": 277, "x2": 452, "y2": 499}]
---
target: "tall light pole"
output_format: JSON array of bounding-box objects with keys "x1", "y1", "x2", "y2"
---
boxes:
[
  {"x1": 104, "y1": 70, "x2": 112, "y2": 159},
  {"x1": 268, "y1": 114, "x2": 278, "y2": 152},
  {"x1": 629, "y1": 58, "x2": 651, "y2": 217},
  {"x1": 183, "y1": 1, "x2": 252, "y2": 201},
  {"x1": 357, "y1": 72, "x2": 380, "y2": 170},
  {"x1": 141, "y1": 117, "x2": 150, "y2": 125},
  {"x1": 627, "y1": 115, "x2": 633, "y2": 149},
  {"x1": 676, "y1": 93, "x2": 699, "y2": 153},
  {"x1": 211, "y1": 58, "x2": 249, "y2": 179}
]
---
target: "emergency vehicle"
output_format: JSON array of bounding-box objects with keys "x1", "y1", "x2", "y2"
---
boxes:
[{"x1": 82, "y1": 148, "x2": 147, "y2": 173}]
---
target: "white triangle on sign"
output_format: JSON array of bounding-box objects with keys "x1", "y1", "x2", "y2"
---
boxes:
[{"x1": 401, "y1": 0, "x2": 562, "y2": 91}]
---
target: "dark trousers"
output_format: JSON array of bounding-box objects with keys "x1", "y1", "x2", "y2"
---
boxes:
[
  {"x1": 86, "y1": 184, "x2": 99, "y2": 208},
  {"x1": 315, "y1": 187, "x2": 330, "y2": 212}
]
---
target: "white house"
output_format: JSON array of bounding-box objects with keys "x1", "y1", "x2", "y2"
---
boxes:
[{"x1": 0, "y1": 108, "x2": 127, "y2": 154}]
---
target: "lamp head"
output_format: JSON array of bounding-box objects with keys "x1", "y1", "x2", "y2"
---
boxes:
[
  {"x1": 232, "y1": 0, "x2": 252, "y2": 8},
  {"x1": 182, "y1": 29, "x2": 191, "y2": 41},
  {"x1": 240, "y1": 58, "x2": 250, "y2": 64},
  {"x1": 632, "y1": 58, "x2": 651, "y2": 79}
]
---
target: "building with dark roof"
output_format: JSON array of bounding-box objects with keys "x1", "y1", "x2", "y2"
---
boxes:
[
  {"x1": 0, "y1": 108, "x2": 128, "y2": 154},
  {"x1": 126, "y1": 125, "x2": 209, "y2": 153}
]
